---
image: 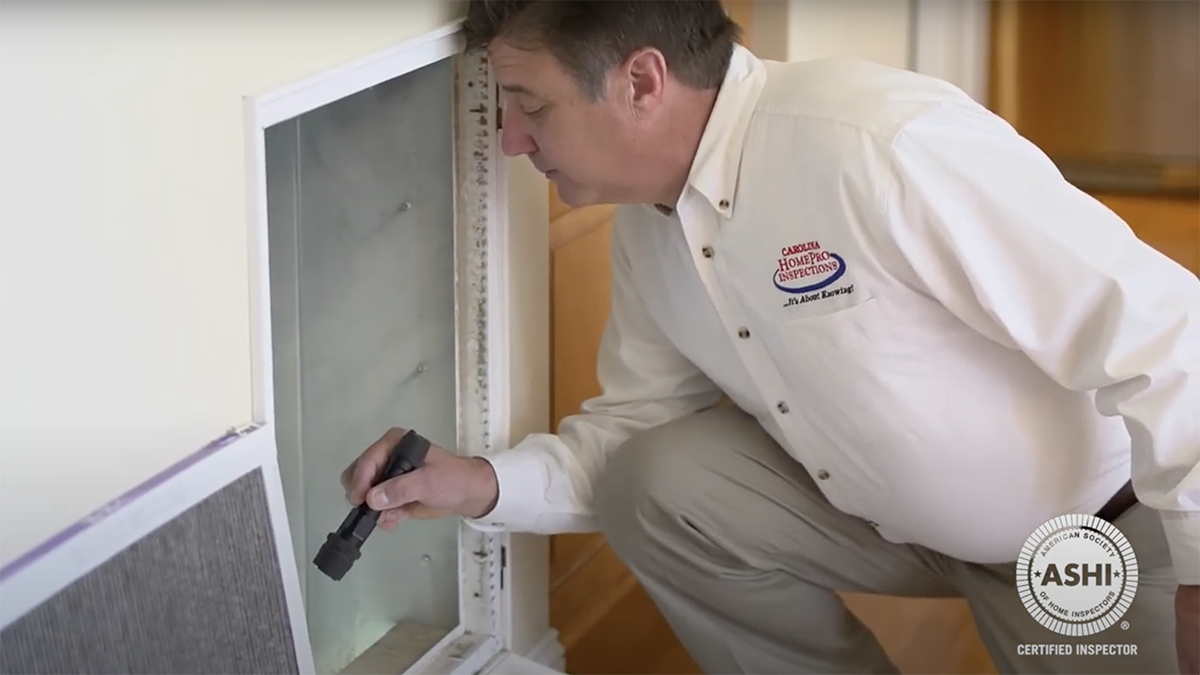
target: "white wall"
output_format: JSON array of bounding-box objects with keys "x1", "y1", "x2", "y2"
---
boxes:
[
  {"x1": 0, "y1": 1, "x2": 482, "y2": 568},
  {"x1": 748, "y1": 0, "x2": 990, "y2": 104}
]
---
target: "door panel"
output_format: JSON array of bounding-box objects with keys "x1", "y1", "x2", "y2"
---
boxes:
[
  {"x1": 989, "y1": 0, "x2": 1199, "y2": 198},
  {"x1": 547, "y1": 182, "x2": 613, "y2": 589},
  {"x1": 265, "y1": 56, "x2": 461, "y2": 675},
  {"x1": 723, "y1": 0, "x2": 756, "y2": 45},
  {"x1": 546, "y1": 172, "x2": 635, "y2": 669},
  {"x1": 1093, "y1": 193, "x2": 1200, "y2": 275}
]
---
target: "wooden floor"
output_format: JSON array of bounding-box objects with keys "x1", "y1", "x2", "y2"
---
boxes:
[{"x1": 561, "y1": 576, "x2": 1000, "y2": 675}]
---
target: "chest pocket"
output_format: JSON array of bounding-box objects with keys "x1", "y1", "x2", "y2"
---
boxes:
[{"x1": 780, "y1": 295, "x2": 893, "y2": 354}]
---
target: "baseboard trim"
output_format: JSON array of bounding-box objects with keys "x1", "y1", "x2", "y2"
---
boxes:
[{"x1": 523, "y1": 628, "x2": 566, "y2": 672}]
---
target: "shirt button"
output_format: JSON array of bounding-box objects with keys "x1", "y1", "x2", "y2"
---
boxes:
[
  {"x1": 719, "y1": 199, "x2": 730, "y2": 209},
  {"x1": 817, "y1": 469, "x2": 830, "y2": 480},
  {"x1": 777, "y1": 401, "x2": 789, "y2": 413},
  {"x1": 701, "y1": 246, "x2": 715, "y2": 258},
  {"x1": 737, "y1": 327, "x2": 750, "y2": 339},
  {"x1": 867, "y1": 520, "x2": 879, "y2": 528}
]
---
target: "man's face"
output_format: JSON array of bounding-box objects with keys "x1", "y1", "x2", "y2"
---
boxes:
[{"x1": 488, "y1": 38, "x2": 644, "y2": 208}]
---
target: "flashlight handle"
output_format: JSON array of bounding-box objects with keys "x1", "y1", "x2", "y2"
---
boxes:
[
  {"x1": 375, "y1": 429, "x2": 432, "y2": 496},
  {"x1": 313, "y1": 430, "x2": 433, "y2": 582},
  {"x1": 344, "y1": 430, "x2": 430, "y2": 537}
]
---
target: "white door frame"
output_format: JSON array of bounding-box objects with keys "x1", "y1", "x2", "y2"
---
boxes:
[
  {"x1": 746, "y1": 0, "x2": 991, "y2": 104},
  {"x1": 243, "y1": 18, "x2": 555, "y2": 674},
  {"x1": 909, "y1": 0, "x2": 992, "y2": 106}
]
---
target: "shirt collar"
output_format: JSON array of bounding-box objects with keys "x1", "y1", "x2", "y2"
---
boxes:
[{"x1": 676, "y1": 43, "x2": 767, "y2": 219}]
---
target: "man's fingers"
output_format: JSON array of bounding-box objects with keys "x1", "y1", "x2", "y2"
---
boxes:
[
  {"x1": 340, "y1": 461, "x2": 359, "y2": 497},
  {"x1": 349, "y1": 455, "x2": 383, "y2": 503},
  {"x1": 366, "y1": 470, "x2": 424, "y2": 511},
  {"x1": 376, "y1": 502, "x2": 450, "y2": 531},
  {"x1": 378, "y1": 506, "x2": 410, "y2": 530},
  {"x1": 345, "y1": 427, "x2": 410, "y2": 505},
  {"x1": 344, "y1": 461, "x2": 375, "y2": 505}
]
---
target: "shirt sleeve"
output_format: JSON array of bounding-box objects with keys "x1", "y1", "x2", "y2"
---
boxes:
[
  {"x1": 879, "y1": 102, "x2": 1200, "y2": 585},
  {"x1": 466, "y1": 207, "x2": 724, "y2": 534}
]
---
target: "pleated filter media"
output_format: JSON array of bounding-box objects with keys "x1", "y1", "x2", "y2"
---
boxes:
[{"x1": 0, "y1": 469, "x2": 300, "y2": 675}]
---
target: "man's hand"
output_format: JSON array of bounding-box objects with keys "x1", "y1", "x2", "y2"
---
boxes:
[
  {"x1": 340, "y1": 427, "x2": 500, "y2": 530},
  {"x1": 1180, "y1": 585, "x2": 1199, "y2": 675}
]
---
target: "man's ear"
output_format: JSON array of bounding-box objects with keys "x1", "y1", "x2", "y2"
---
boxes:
[{"x1": 624, "y1": 47, "x2": 668, "y2": 118}]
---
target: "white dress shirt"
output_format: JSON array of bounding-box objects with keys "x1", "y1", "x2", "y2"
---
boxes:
[{"x1": 469, "y1": 45, "x2": 1200, "y2": 585}]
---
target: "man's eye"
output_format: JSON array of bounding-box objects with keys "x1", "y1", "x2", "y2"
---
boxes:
[{"x1": 523, "y1": 106, "x2": 545, "y2": 117}]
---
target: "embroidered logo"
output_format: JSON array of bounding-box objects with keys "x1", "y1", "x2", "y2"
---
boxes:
[{"x1": 774, "y1": 240, "x2": 853, "y2": 308}]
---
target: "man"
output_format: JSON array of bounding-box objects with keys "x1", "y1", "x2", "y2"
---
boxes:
[{"x1": 343, "y1": 2, "x2": 1199, "y2": 673}]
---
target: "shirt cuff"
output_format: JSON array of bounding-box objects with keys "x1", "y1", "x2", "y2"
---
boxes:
[
  {"x1": 463, "y1": 443, "x2": 553, "y2": 533},
  {"x1": 1160, "y1": 510, "x2": 1200, "y2": 585}
]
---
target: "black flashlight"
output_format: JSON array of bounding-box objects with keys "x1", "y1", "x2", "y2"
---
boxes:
[{"x1": 313, "y1": 429, "x2": 431, "y2": 581}]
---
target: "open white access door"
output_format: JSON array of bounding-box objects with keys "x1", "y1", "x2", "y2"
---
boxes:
[
  {"x1": 0, "y1": 18, "x2": 560, "y2": 675},
  {"x1": 246, "y1": 19, "x2": 563, "y2": 675},
  {"x1": 0, "y1": 19, "x2": 560, "y2": 675}
]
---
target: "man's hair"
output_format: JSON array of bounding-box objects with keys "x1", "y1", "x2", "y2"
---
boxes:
[{"x1": 463, "y1": 0, "x2": 742, "y2": 100}]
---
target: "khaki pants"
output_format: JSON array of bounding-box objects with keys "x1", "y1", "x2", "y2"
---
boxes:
[{"x1": 592, "y1": 405, "x2": 1179, "y2": 674}]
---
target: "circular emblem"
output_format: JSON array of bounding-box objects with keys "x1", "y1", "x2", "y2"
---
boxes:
[{"x1": 1016, "y1": 513, "x2": 1138, "y2": 636}]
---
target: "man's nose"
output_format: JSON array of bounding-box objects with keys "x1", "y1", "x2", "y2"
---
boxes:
[{"x1": 499, "y1": 115, "x2": 537, "y2": 157}]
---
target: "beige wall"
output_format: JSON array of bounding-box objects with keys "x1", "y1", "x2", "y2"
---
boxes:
[
  {"x1": 752, "y1": 0, "x2": 913, "y2": 68},
  {"x1": 0, "y1": 2, "x2": 478, "y2": 567}
]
